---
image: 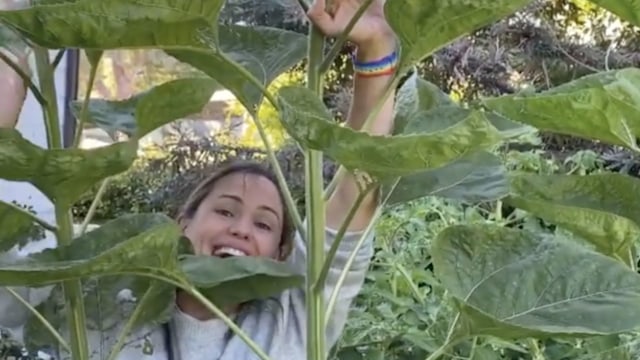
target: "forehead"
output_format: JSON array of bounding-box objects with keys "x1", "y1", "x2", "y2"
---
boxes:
[{"x1": 207, "y1": 172, "x2": 283, "y2": 211}]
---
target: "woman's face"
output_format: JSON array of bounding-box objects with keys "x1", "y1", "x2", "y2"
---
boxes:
[{"x1": 182, "y1": 172, "x2": 285, "y2": 259}]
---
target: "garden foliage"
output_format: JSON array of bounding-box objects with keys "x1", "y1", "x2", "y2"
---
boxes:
[{"x1": 0, "y1": 0, "x2": 639, "y2": 359}]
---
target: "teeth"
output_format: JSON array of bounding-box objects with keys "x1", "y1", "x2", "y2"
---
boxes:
[{"x1": 213, "y1": 246, "x2": 247, "y2": 257}]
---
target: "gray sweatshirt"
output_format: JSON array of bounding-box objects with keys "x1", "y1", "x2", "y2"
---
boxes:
[{"x1": 0, "y1": 225, "x2": 373, "y2": 360}]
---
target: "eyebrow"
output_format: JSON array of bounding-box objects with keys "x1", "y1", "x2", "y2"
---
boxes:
[{"x1": 218, "y1": 194, "x2": 281, "y2": 222}]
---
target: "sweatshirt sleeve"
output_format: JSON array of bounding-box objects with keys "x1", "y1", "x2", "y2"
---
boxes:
[{"x1": 285, "y1": 221, "x2": 374, "y2": 347}]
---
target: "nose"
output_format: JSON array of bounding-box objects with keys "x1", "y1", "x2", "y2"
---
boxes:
[{"x1": 229, "y1": 217, "x2": 251, "y2": 240}]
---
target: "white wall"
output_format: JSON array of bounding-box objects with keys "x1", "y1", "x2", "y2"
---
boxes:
[{"x1": 0, "y1": 50, "x2": 69, "y2": 255}]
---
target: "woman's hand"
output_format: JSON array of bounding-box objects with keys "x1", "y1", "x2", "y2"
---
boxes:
[
  {"x1": 0, "y1": 0, "x2": 30, "y2": 129},
  {"x1": 306, "y1": 0, "x2": 396, "y2": 55},
  {"x1": 0, "y1": 51, "x2": 30, "y2": 129}
]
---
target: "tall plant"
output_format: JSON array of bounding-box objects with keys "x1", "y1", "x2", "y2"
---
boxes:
[{"x1": 0, "y1": 0, "x2": 639, "y2": 359}]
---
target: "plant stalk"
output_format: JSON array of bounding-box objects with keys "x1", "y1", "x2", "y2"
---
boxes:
[
  {"x1": 73, "y1": 57, "x2": 100, "y2": 148},
  {"x1": 78, "y1": 178, "x2": 110, "y2": 236},
  {"x1": 34, "y1": 46, "x2": 90, "y2": 360},
  {"x1": 305, "y1": 22, "x2": 327, "y2": 360},
  {"x1": 217, "y1": 51, "x2": 305, "y2": 239}
]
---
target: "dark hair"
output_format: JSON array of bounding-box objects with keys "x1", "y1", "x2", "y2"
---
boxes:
[{"x1": 176, "y1": 160, "x2": 295, "y2": 259}]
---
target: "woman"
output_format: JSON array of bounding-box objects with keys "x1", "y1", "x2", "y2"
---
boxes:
[{"x1": 0, "y1": 0, "x2": 398, "y2": 358}]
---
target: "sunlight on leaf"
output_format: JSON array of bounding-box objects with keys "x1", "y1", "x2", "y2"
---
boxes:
[
  {"x1": 71, "y1": 77, "x2": 219, "y2": 138},
  {"x1": 168, "y1": 25, "x2": 307, "y2": 114},
  {"x1": 482, "y1": 68, "x2": 640, "y2": 150},
  {"x1": 277, "y1": 86, "x2": 503, "y2": 177},
  {"x1": 0, "y1": 0, "x2": 225, "y2": 49}
]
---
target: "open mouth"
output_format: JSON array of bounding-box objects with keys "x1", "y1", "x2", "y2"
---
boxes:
[{"x1": 212, "y1": 246, "x2": 248, "y2": 258}]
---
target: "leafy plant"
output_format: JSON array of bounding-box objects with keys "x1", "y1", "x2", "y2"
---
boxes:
[{"x1": 0, "y1": 0, "x2": 639, "y2": 360}]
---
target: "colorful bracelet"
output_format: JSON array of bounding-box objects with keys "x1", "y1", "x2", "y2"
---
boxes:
[{"x1": 352, "y1": 50, "x2": 398, "y2": 77}]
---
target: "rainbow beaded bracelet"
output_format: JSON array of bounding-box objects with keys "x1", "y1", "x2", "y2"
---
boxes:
[{"x1": 352, "y1": 50, "x2": 398, "y2": 77}]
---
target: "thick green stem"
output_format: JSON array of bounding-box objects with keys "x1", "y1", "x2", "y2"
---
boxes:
[
  {"x1": 306, "y1": 23, "x2": 327, "y2": 360},
  {"x1": 185, "y1": 286, "x2": 272, "y2": 360},
  {"x1": 34, "y1": 47, "x2": 90, "y2": 360}
]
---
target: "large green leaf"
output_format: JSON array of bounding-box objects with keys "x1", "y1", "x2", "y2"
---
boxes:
[
  {"x1": 0, "y1": 0, "x2": 225, "y2": 49},
  {"x1": 0, "y1": 200, "x2": 45, "y2": 252},
  {"x1": 394, "y1": 73, "x2": 454, "y2": 134},
  {"x1": 72, "y1": 78, "x2": 219, "y2": 138},
  {"x1": 277, "y1": 85, "x2": 502, "y2": 177},
  {"x1": 0, "y1": 214, "x2": 182, "y2": 287},
  {"x1": 433, "y1": 224, "x2": 640, "y2": 337},
  {"x1": 506, "y1": 172, "x2": 640, "y2": 263},
  {"x1": 482, "y1": 68, "x2": 640, "y2": 150},
  {"x1": 384, "y1": 151, "x2": 509, "y2": 206},
  {"x1": 17, "y1": 213, "x2": 302, "y2": 333},
  {"x1": 385, "y1": 0, "x2": 532, "y2": 73},
  {"x1": 0, "y1": 128, "x2": 137, "y2": 208},
  {"x1": 396, "y1": 73, "x2": 532, "y2": 142},
  {"x1": 589, "y1": 0, "x2": 640, "y2": 28},
  {"x1": 180, "y1": 255, "x2": 303, "y2": 307},
  {"x1": 168, "y1": 24, "x2": 308, "y2": 114}
]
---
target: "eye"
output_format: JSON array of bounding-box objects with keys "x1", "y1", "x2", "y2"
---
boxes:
[
  {"x1": 256, "y1": 222, "x2": 272, "y2": 231},
  {"x1": 215, "y1": 209, "x2": 233, "y2": 217}
]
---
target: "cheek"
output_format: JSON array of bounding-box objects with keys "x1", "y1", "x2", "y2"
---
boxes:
[
  {"x1": 254, "y1": 232, "x2": 282, "y2": 259},
  {"x1": 183, "y1": 214, "x2": 223, "y2": 254}
]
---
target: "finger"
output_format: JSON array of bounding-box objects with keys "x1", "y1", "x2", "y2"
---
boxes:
[{"x1": 307, "y1": 0, "x2": 341, "y2": 36}]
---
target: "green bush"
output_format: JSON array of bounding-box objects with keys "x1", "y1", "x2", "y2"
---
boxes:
[{"x1": 72, "y1": 136, "x2": 337, "y2": 223}]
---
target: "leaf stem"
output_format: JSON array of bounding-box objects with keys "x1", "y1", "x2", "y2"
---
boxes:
[
  {"x1": 105, "y1": 284, "x2": 157, "y2": 360},
  {"x1": 318, "y1": 0, "x2": 374, "y2": 74},
  {"x1": 314, "y1": 183, "x2": 371, "y2": 290},
  {"x1": 5, "y1": 287, "x2": 71, "y2": 353},
  {"x1": 305, "y1": 22, "x2": 327, "y2": 360},
  {"x1": 73, "y1": 55, "x2": 100, "y2": 148},
  {"x1": 325, "y1": 179, "x2": 398, "y2": 323},
  {"x1": 78, "y1": 178, "x2": 110, "y2": 236},
  {"x1": 184, "y1": 286, "x2": 272, "y2": 360},
  {"x1": 34, "y1": 46, "x2": 90, "y2": 360},
  {"x1": 3, "y1": 200, "x2": 57, "y2": 232},
  {"x1": 218, "y1": 52, "x2": 305, "y2": 239}
]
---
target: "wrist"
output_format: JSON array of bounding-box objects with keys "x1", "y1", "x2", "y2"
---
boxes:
[{"x1": 354, "y1": 33, "x2": 397, "y2": 61}]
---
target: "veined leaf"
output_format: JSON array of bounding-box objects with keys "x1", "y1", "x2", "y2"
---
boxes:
[
  {"x1": 384, "y1": 151, "x2": 509, "y2": 206},
  {"x1": 0, "y1": 200, "x2": 45, "y2": 252},
  {"x1": 0, "y1": 215, "x2": 182, "y2": 287},
  {"x1": 394, "y1": 73, "x2": 454, "y2": 134},
  {"x1": 277, "y1": 86, "x2": 502, "y2": 177},
  {"x1": 0, "y1": 129, "x2": 136, "y2": 208},
  {"x1": 168, "y1": 24, "x2": 308, "y2": 114},
  {"x1": 506, "y1": 172, "x2": 640, "y2": 263},
  {"x1": 482, "y1": 68, "x2": 640, "y2": 150},
  {"x1": 395, "y1": 74, "x2": 533, "y2": 140},
  {"x1": 434, "y1": 224, "x2": 640, "y2": 337},
  {"x1": 0, "y1": 0, "x2": 225, "y2": 49},
  {"x1": 385, "y1": 0, "x2": 532, "y2": 73},
  {"x1": 71, "y1": 77, "x2": 219, "y2": 138},
  {"x1": 589, "y1": 0, "x2": 640, "y2": 28},
  {"x1": 180, "y1": 255, "x2": 303, "y2": 308},
  {"x1": 18, "y1": 214, "x2": 302, "y2": 332}
]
